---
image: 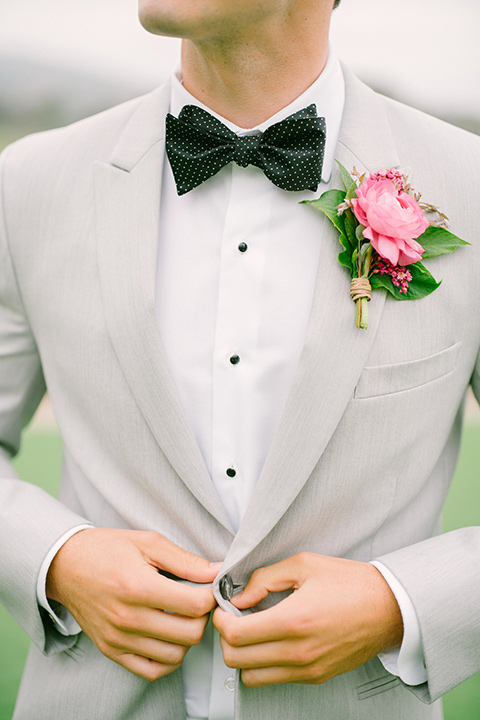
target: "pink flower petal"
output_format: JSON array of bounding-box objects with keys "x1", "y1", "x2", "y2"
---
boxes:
[{"x1": 364, "y1": 227, "x2": 400, "y2": 266}]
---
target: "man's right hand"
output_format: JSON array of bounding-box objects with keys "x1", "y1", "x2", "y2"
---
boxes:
[{"x1": 46, "y1": 528, "x2": 221, "y2": 681}]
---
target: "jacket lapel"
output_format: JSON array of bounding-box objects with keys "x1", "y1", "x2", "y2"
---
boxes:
[
  {"x1": 226, "y1": 68, "x2": 402, "y2": 564},
  {"x1": 94, "y1": 85, "x2": 233, "y2": 533},
  {"x1": 94, "y1": 68, "x2": 402, "y2": 554}
]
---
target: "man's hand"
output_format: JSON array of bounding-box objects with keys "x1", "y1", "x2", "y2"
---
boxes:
[
  {"x1": 213, "y1": 552, "x2": 403, "y2": 687},
  {"x1": 46, "y1": 528, "x2": 221, "y2": 681}
]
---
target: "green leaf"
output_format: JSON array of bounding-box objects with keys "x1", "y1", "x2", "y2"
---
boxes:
[
  {"x1": 343, "y1": 209, "x2": 358, "y2": 251},
  {"x1": 335, "y1": 160, "x2": 356, "y2": 193},
  {"x1": 345, "y1": 181, "x2": 358, "y2": 202},
  {"x1": 370, "y1": 261, "x2": 441, "y2": 301},
  {"x1": 302, "y1": 189, "x2": 346, "y2": 234},
  {"x1": 338, "y1": 247, "x2": 354, "y2": 273},
  {"x1": 419, "y1": 225, "x2": 470, "y2": 259}
]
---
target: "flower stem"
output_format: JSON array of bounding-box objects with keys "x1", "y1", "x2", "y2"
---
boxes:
[
  {"x1": 355, "y1": 243, "x2": 373, "y2": 329},
  {"x1": 357, "y1": 298, "x2": 369, "y2": 329}
]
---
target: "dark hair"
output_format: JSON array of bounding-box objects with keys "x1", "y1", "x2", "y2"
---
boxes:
[{"x1": 333, "y1": 0, "x2": 341, "y2": 8}]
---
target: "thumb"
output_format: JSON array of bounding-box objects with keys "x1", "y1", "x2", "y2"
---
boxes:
[
  {"x1": 141, "y1": 531, "x2": 223, "y2": 584},
  {"x1": 231, "y1": 557, "x2": 302, "y2": 610}
]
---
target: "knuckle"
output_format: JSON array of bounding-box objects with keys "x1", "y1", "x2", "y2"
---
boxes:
[
  {"x1": 139, "y1": 530, "x2": 163, "y2": 552},
  {"x1": 166, "y1": 644, "x2": 187, "y2": 665},
  {"x1": 286, "y1": 608, "x2": 313, "y2": 636},
  {"x1": 222, "y1": 647, "x2": 236, "y2": 667},
  {"x1": 144, "y1": 530, "x2": 160, "y2": 545},
  {"x1": 303, "y1": 661, "x2": 324, "y2": 683},
  {"x1": 177, "y1": 645, "x2": 189, "y2": 663},
  {"x1": 189, "y1": 593, "x2": 211, "y2": 618},
  {"x1": 100, "y1": 624, "x2": 121, "y2": 649},
  {"x1": 249, "y1": 565, "x2": 266, "y2": 584},
  {"x1": 142, "y1": 664, "x2": 166, "y2": 682},
  {"x1": 222, "y1": 624, "x2": 241, "y2": 647},
  {"x1": 294, "y1": 552, "x2": 312, "y2": 569},
  {"x1": 187, "y1": 619, "x2": 207, "y2": 646},
  {"x1": 110, "y1": 606, "x2": 133, "y2": 632},
  {"x1": 241, "y1": 670, "x2": 256, "y2": 687},
  {"x1": 128, "y1": 658, "x2": 182, "y2": 683},
  {"x1": 291, "y1": 643, "x2": 318, "y2": 666},
  {"x1": 96, "y1": 633, "x2": 117, "y2": 657},
  {"x1": 282, "y1": 612, "x2": 301, "y2": 635},
  {"x1": 116, "y1": 573, "x2": 139, "y2": 601}
]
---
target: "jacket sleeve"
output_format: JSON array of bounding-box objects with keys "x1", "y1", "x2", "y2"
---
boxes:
[
  {"x1": 375, "y1": 346, "x2": 480, "y2": 708},
  {"x1": 0, "y1": 143, "x2": 90, "y2": 655}
]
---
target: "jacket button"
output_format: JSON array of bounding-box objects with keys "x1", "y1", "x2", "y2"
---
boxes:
[{"x1": 219, "y1": 574, "x2": 234, "y2": 600}]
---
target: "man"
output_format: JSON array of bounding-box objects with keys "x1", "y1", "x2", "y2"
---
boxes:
[{"x1": 1, "y1": 0, "x2": 480, "y2": 718}]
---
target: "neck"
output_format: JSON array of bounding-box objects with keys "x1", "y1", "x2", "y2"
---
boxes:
[{"x1": 180, "y1": 12, "x2": 331, "y2": 128}]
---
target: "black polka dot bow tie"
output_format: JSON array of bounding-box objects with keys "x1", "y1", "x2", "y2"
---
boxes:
[{"x1": 165, "y1": 104, "x2": 326, "y2": 195}]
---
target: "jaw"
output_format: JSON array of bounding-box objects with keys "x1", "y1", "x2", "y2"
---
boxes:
[
  {"x1": 138, "y1": 0, "x2": 284, "y2": 42},
  {"x1": 138, "y1": 0, "x2": 333, "y2": 127}
]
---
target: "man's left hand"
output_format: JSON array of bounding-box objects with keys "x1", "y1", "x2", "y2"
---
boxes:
[{"x1": 213, "y1": 553, "x2": 404, "y2": 687}]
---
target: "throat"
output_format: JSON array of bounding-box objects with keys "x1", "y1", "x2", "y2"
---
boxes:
[{"x1": 180, "y1": 37, "x2": 328, "y2": 129}]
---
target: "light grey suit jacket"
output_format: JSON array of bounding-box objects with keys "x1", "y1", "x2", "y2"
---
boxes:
[{"x1": 1, "y1": 66, "x2": 480, "y2": 719}]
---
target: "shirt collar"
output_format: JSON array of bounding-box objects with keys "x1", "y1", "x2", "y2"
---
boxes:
[{"x1": 169, "y1": 46, "x2": 345, "y2": 184}]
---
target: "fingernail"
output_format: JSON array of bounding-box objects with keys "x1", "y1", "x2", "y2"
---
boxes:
[{"x1": 209, "y1": 561, "x2": 223, "y2": 570}]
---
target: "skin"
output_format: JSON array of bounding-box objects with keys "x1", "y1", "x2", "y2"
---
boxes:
[
  {"x1": 47, "y1": 0, "x2": 403, "y2": 687},
  {"x1": 46, "y1": 528, "x2": 220, "y2": 681},
  {"x1": 138, "y1": 0, "x2": 333, "y2": 127},
  {"x1": 213, "y1": 554, "x2": 403, "y2": 687}
]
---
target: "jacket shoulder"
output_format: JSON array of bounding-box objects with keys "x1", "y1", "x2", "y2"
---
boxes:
[
  {"x1": 379, "y1": 90, "x2": 480, "y2": 167},
  {"x1": 0, "y1": 83, "x2": 169, "y2": 172}
]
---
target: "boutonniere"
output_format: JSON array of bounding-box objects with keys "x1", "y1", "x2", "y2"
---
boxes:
[{"x1": 302, "y1": 162, "x2": 469, "y2": 329}]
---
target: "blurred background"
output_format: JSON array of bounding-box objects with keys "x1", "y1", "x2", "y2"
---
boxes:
[
  {"x1": 1, "y1": 0, "x2": 479, "y2": 147},
  {"x1": 0, "y1": 0, "x2": 479, "y2": 717}
]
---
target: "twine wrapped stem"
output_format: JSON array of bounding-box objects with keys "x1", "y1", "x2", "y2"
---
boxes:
[
  {"x1": 350, "y1": 277, "x2": 372, "y2": 303},
  {"x1": 350, "y1": 277, "x2": 372, "y2": 329}
]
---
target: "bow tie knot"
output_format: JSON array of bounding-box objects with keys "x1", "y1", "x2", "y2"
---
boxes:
[
  {"x1": 165, "y1": 104, "x2": 326, "y2": 195},
  {"x1": 234, "y1": 134, "x2": 262, "y2": 168}
]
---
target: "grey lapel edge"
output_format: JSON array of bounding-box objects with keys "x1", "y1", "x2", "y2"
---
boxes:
[
  {"x1": 94, "y1": 83, "x2": 233, "y2": 533},
  {"x1": 224, "y1": 67, "x2": 402, "y2": 565}
]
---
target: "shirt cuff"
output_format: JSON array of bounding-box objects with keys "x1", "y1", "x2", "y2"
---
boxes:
[
  {"x1": 370, "y1": 560, "x2": 427, "y2": 686},
  {"x1": 36, "y1": 524, "x2": 94, "y2": 636}
]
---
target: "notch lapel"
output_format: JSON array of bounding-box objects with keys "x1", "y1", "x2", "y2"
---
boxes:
[
  {"x1": 94, "y1": 86, "x2": 233, "y2": 533},
  {"x1": 226, "y1": 68, "x2": 402, "y2": 563}
]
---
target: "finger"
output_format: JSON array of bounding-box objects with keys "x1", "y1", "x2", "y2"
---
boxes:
[
  {"x1": 124, "y1": 571, "x2": 216, "y2": 617},
  {"x1": 113, "y1": 605, "x2": 210, "y2": 647},
  {"x1": 114, "y1": 652, "x2": 182, "y2": 683},
  {"x1": 109, "y1": 633, "x2": 189, "y2": 667},
  {"x1": 147, "y1": 574, "x2": 217, "y2": 616},
  {"x1": 220, "y1": 635, "x2": 298, "y2": 669},
  {"x1": 231, "y1": 557, "x2": 303, "y2": 610},
  {"x1": 140, "y1": 532, "x2": 223, "y2": 584},
  {"x1": 213, "y1": 594, "x2": 300, "y2": 646},
  {"x1": 240, "y1": 664, "x2": 326, "y2": 688}
]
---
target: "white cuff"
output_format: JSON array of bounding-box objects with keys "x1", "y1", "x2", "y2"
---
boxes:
[
  {"x1": 37, "y1": 524, "x2": 94, "y2": 636},
  {"x1": 370, "y1": 561, "x2": 427, "y2": 686}
]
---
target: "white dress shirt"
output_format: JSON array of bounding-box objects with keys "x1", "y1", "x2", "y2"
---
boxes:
[{"x1": 37, "y1": 48, "x2": 426, "y2": 720}]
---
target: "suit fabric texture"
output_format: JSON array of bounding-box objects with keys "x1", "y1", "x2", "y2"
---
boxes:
[{"x1": 1, "y1": 66, "x2": 480, "y2": 719}]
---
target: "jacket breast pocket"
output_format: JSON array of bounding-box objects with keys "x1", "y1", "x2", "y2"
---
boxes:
[{"x1": 354, "y1": 341, "x2": 461, "y2": 399}]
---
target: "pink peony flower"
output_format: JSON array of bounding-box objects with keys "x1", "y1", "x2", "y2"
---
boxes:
[{"x1": 351, "y1": 177, "x2": 429, "y2": 266}]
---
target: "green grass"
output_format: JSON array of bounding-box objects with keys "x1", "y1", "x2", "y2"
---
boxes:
[{"x1": 2, "y1": 427, "x2": 480, "y2": 719}]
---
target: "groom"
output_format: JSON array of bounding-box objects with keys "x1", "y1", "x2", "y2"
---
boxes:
[{"x1": 1, "y1": 0, "x2": 480, "y2": 718}]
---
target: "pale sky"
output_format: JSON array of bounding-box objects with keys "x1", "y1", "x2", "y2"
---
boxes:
[{"x1": 1, "y1": 0, "x2": 479, "y2": 117}]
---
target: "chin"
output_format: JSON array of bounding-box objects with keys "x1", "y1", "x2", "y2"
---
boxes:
[
  {"x1": 138, "y1": 0, "x2": 207, "y2": 39},
  {"x1": 138, "y1": 1, "x2": 180, "y2": 37}
]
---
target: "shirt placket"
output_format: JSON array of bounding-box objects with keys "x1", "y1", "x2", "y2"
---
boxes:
[{"x1": 210, "y1": 162, "x2": 271, "y2": 532}]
